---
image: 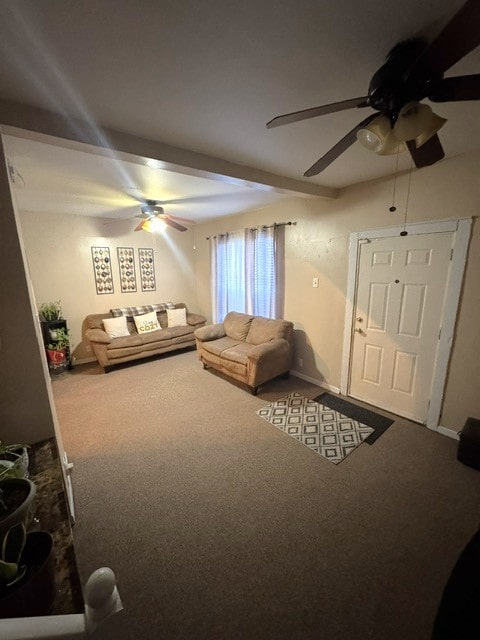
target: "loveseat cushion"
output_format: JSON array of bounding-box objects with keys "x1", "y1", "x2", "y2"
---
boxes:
[
  {"x1": 246, "y1": 317, "x2": 293, "y2": 345},
  {"x1": 202, "y1": 336, "x2": 241, "y2": 357},
  {"x1": 220, "y1": 342, "x2": 257, "y2": 365},
  {"x1": 224, "y1": 312, "x2": 254, "y2": 341}
]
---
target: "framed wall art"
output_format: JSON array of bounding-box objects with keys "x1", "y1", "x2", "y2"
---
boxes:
[
  {"x1": 117, "y1": 247, "x2": 137, "y2": 293},
  {"x1": 138, "y1": 248, "x2": 156, "y2": 292},
  {"x1": 91, "y1": 246, "x2": 114, "y2": 295}
]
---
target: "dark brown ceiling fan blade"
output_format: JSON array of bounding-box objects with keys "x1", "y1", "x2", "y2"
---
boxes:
[
  {"x1": 266, "y1": 96, "x2": 369, "y2": 129},
  {"x1": 406, "y1": 134, "x2": 445, "y2": 168},
  {"x1": 405, "y1": 0, "x2": 480, "y2": 85},
  {"x1": 428, "y1": 74, "x2": 480, "y2": 102},
  {"x1": 164, "y1": 216, "x2": 188, "y2": 232},
  {"x1": 303, "y1": 113, "x2": 377, "y2": 177},
  {"x1": 134, "y1": 220, "x2": 145, "y2": 232}
]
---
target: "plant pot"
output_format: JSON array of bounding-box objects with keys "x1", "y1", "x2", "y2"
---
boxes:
[
  {"x1": 46, "y1": 348, "x2": 68, "y2": 373},
  {"x1": 0, "y1": 531, "x2": 55, "y2": 618},
  {"x1": 0, "y1": 479, "x2": 36, "y2": 540}
]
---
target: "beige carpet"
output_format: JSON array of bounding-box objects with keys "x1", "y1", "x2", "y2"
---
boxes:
[{"x1": 52, "y1": 349, "x2": 480, "y2": 640}]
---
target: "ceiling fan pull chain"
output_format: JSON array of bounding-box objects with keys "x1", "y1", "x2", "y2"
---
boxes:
[
  {"x1": 389, "y1": 147, "x2": 401, "y2": 213},
  {"x1": 400, "y1": 156, "x2": 414, "y2": 236}
]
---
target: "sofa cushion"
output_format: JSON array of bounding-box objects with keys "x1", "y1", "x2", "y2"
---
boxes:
[
  {"x1": 224, "y1": 312, "x2": 254, "y2": 341},
  {"x1": 221, "y1": 342, "x2": 258, "y2": 365},
  {"x1": 246, "y1": 317, "x2": 292, "y2": 345},
  {"x1": 138, "y1": 329, "x2": 172, "y2": 345},
  {"x1": 202, "y1": 336, "x2": 241, "y2": 357},
  {"x1": 168, "y1": 325, "x2": 194, "y2": 339},
  {"x1": 107, "y1": 334, "x2": 142, "y2": 350}
]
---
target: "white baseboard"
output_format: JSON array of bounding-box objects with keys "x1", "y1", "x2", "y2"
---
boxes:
[
  {"x1": 436, "y1": 425, "x2": 460, "y2": 441},
  {"x1": 290, "y1": 370, "x2": 340, "y2": 394}
]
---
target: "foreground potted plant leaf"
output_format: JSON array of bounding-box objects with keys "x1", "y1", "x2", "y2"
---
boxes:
[
  {"x1": 0, "y1": 442, "x2": 29, "y2": 481},
  {"x1": 0, "y1": 523, "x2": 56, "y2": 618}
]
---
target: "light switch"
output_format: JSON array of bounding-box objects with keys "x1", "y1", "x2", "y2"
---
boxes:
[{"x1": 312, "y1": 277, "x2": 319, "y2": 288}]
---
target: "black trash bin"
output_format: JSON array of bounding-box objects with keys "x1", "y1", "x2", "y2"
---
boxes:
[{"x1": 457, "y1": 417, "x2": 480, "y2": 470}]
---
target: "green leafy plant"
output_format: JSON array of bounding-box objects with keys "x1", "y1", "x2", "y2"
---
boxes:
[
  {"x1": 39, "y1": 300, "x2": 62, "y2": 322},
  {"x1": 47, "y1": 327, "x2": 70, "y2": 351},
  {"x1": 0, "y1": 523, "x2": 27, "y2": 587},
  {"x1": 0, "y1": 443, "x2": 29, "y2": 482}
]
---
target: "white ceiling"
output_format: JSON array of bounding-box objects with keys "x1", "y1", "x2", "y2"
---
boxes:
[
  {"x1": 3, "y1": 135, "x2": 288, "y2": 221},
  {"x1": 0, "y1": 0, "x2": 479, "y2": 218}
]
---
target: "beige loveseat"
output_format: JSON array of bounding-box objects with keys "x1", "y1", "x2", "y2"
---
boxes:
[
  {"x1": 85, "y1": 303, "x2": 206, "y2": 371},
  {"x1": 194, "y1": 311, "x2": 294, "y2": 394}
]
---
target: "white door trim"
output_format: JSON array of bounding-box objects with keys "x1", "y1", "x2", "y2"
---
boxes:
[{"x1": 341, "y1": 217, "x2": 472, "y2": 430}]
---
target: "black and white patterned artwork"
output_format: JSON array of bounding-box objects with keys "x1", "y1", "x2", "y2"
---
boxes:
[
  {"x1": 138, "y1": 248, "x2": 156, "y2": 292},
  {"x1": 91, "y1": 246, "x2": 114, "y2": 295},
  {"x1": 117, "y1": 247, "x2": 137, "y2": 293}
]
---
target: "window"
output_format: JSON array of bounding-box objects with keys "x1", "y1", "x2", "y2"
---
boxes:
[{"x1": 210, "y1": 225, "x2": 285, "y2": 322}]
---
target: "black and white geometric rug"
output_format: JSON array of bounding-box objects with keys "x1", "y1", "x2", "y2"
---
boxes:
[
  {"x1": 313, "y1": 392, "x2": 395, "y2": 445},
  {"x1": 257, "y1": 392, "x2": 374, "y2": 465}
]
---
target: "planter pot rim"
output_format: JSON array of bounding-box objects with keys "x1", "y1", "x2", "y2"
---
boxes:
[{"x1": 0, "y1": 478, "x2": 36, "y2": 535}]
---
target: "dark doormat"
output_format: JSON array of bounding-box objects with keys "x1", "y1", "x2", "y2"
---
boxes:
[{"x1": 313, "y1": 392, "x2": 394, "y2": 445}]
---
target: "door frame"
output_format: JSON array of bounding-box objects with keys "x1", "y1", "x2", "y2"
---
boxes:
[{"x1": 341, "y1": 217, "x2": 472, "y2": 430}]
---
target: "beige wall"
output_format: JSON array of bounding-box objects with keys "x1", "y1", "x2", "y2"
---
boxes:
[
  {"x1": 0, "y1": 139, "x2": 56, "y2": 444},
  {"x1": 19, "y1": 212, "x2": 198, "y2": 362},
  {"x1": 193, "y1": 150, "x2": 480, "y2": 429}
]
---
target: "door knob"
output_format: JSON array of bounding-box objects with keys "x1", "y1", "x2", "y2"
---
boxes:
[{"x1": 356, "y1": 317, "x2": 363, "y2": 322}]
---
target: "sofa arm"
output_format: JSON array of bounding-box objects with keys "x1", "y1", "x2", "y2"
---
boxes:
[
  {"x1": 194, "y1": 323, "x2": 226, "y2": 342},
  {"x1": 187, "y1": 313, "x2": 206, "y2": 326},
  {"x1": 246, "y1": 338, "x2": 292, "y2": 387},
  {"x1": 85, "y1": 328, "x2": 112, "y2": 344}
]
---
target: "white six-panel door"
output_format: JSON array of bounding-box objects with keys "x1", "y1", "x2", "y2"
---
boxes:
[{"x1": 349, "y1": 232, "x2": 454, "y2": 423}]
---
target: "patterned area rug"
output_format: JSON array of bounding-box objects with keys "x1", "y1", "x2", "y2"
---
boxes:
[
  {"x1": 257, "y1": 393, "x2": 374, "y2": 465},
  {"x1": 313, "y1": 392, "x2": 394, "y2": 445}
]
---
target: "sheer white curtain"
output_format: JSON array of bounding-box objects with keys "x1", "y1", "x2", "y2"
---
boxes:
[
  {"x1": 211, "y1": 224, "x2": 285, "y2": 322},
  {"x1": 210, "y1": 229, "x2": 247, "y2": 322}
]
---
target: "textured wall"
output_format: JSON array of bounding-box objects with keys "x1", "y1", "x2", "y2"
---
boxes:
[
  {"x1": 193, "y1": 150, "x2": 480, "y2": 430},
  {"x1": 19, "y1": 212, "x2": 198, "y2": 363}
]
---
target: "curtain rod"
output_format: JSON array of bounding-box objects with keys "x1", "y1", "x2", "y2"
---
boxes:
[{"x1": 206, "y1": 220, "x2": 296, "y2": 240}]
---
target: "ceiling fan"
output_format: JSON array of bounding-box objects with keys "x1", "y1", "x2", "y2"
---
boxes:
[
  {"x1": 267, "y1": 0, "x2": 480, "y2": 177},
  {"x1": 134, "y1": 200, "x2": 195, "y2": 233}
]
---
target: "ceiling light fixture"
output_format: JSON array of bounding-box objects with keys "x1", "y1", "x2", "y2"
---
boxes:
[
  {"x1": 393, "y1": 101, "x2": 447, "y2": 148},
  {"x1": 357, "y1": 115, "x2": 405, "y2": 155},
  {"x1": 141, "y1": 218, "x2": 167, "y2": 233}
]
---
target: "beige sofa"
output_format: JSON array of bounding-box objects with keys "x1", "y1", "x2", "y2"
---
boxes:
[
  {"x1": 85, "y1": 303, "x2": 206, "y2": 371},
  {"x1": 194, "y1": 311, "x2": 294, "y2": 394}
]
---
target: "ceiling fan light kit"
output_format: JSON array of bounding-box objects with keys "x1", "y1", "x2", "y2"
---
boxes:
[
  {"x1": 356, "y1": 115, "x2": 406, "y2": 155},
  {"x1": 133, "y1": 199, "x2": 194, "y2": 233},
  {"x1": 393, "y1": 102, "x2": 447, "y2": 147},
  {"x1": 266, "y1": 0, "x2": 480, "y2": 175}
]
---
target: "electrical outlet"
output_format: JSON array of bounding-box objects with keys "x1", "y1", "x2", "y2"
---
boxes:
[
  {"x1": 312, "y1": 277, "x2": 319, "y2": 288},
  {"x1": 297, "y1": 358, "x2": 303, "y2": 368}
]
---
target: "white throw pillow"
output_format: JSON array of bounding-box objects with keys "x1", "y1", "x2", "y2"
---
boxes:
[
  {"x1": 133, "y1": 310, "x2": 160, "y2": 334},
  {"x1": 166, "y1": 307, "x2": 187, "y2": 327},
  {"x1": 103, "y1": 316, "x2": 131, "y2": 339}
]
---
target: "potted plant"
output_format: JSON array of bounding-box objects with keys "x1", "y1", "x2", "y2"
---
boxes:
[
  {"x1": 0, "y1": 522, "x2": 56, "y2": 618},
  {"x1": 45, "y1": 327, "x2": 71, "y2": 372},
  {"x1": 39, "y1": 300, "x2": 62, "y2": 322},
  {"x1": 0, "y1": 442, "x2": 29, "y2": 481},
  {"x1": 0, "y1": 478, "x2": 36, "y2": 541}
]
